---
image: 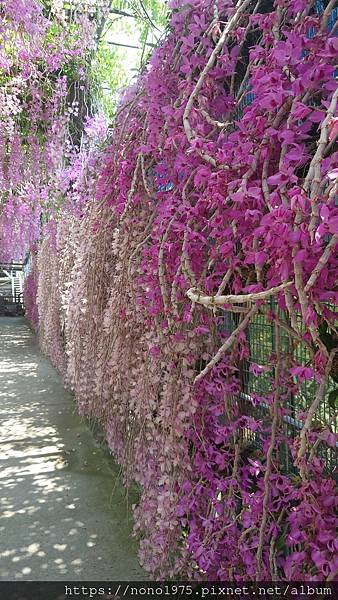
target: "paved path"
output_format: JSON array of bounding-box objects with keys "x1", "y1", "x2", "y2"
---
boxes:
[{"x1": 0, "y1": 317, "x2": 144, "y2": 581}]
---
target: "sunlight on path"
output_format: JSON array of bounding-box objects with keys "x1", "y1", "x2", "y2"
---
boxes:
[{"x1": 0, "y1": 317, "x2": 145, "y2": 581}]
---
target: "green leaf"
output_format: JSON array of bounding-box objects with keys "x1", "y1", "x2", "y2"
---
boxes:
[
  {"x1": 319, "y1": 331, "x2": 337, "y2": 351},
  {"x1": 275, "y1": 533, "x2": 286, "y2": 552},
  {"x1": 328, "y1": 389, "x2": 338, "y2": 409},
  {"x1": 318, "y1": 321, "x2": 328, "y2": 336}
]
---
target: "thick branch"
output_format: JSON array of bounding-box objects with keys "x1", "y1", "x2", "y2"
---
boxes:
[
  {"x1": 120, "y1": 154, "x2": 142, "y2": 221},
  {"x1": 183, "y1": 0, "x2": 252, "y2": 145},
  {"x1": 304, "y1": 234, "x2": 338, "y2": 293},
  {"x1": 293, "y1": 257, "x2": 327, "y2": 352},
  {"x1": 296, "y1": 348, "x2": 337, "y2": 480},
  {"x1": 216, "y1": 267, "x2": 232, "y2": 296},
  {"x1": 320, "y1": 0, "x2": 337, "y2": 32},
  {"x1": 158, "y1": 216, "x2": 176, "y2": 328},
  {"x1": 187, "y1": 281, "x2": 292, "y2": 307},
  {"x1": 109, "y1": 8, "x2": 136, "y2": 19},
  {"x1": 106, "y1": 40, "x2": 156, "y2": 49},
  {"x1": 181, "y1": 220, "x2": 197, "y2": 287},
  {"x1": 305, "y1": 89, "x2": 338, "y2": 238},
  {"x1": 194, "y1": 304, "x2": 259, "y2": 384},
  {"x1": 257, "y1": 324, "x2": 280, "y2": 576}
]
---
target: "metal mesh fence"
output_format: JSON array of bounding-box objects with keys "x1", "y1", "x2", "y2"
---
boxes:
[{"x1": 221, "y1": 303, "x2": 337, "y2": 478}]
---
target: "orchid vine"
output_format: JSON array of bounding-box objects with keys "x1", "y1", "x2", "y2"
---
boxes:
[{"x1": 5, "y1": 0, "x2": 338, "y2": 582}]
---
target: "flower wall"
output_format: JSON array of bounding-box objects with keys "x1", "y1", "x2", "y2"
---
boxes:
[
  {"x1": 0, "y1": 0, "x2": 106, "y2": 261},
  {"x1": 3, "y1": 0, "x2": 338, "y2": 582},
  {"x1": 23, "y1": 252, "x2": 39, "y2": 330}
]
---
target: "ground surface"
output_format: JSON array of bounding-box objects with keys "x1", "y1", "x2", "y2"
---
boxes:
[{"x1": 0, "y1": 317, "x2": 145, "y2": 581}]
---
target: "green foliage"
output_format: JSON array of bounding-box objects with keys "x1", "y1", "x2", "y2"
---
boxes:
[
  {"x1": 94, "y1": 0, "x2": 169, "y2": 116},
  {"x1": 90, "y1": 42, "x2": 130, "y2": 116},
  {"x1": 328, "y1": 388, "x2": 338, "y2": 409},
  {"x1": 128, "y1": 0, "x2": 168, "y2": 29}
]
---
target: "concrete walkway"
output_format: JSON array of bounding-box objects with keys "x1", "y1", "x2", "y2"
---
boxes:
[{"x1": 0, "y1": 317, "x2": 145, "y2": 581}]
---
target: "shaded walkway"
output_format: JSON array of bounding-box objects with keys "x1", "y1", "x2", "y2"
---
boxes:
[{"x1": 0, "y1": 317, "x2": 145, "y2": 581}]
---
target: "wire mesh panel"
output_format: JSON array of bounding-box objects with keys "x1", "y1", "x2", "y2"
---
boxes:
[{"x1": 220, "y1": 302, "x2": 337, "y2": 478}]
